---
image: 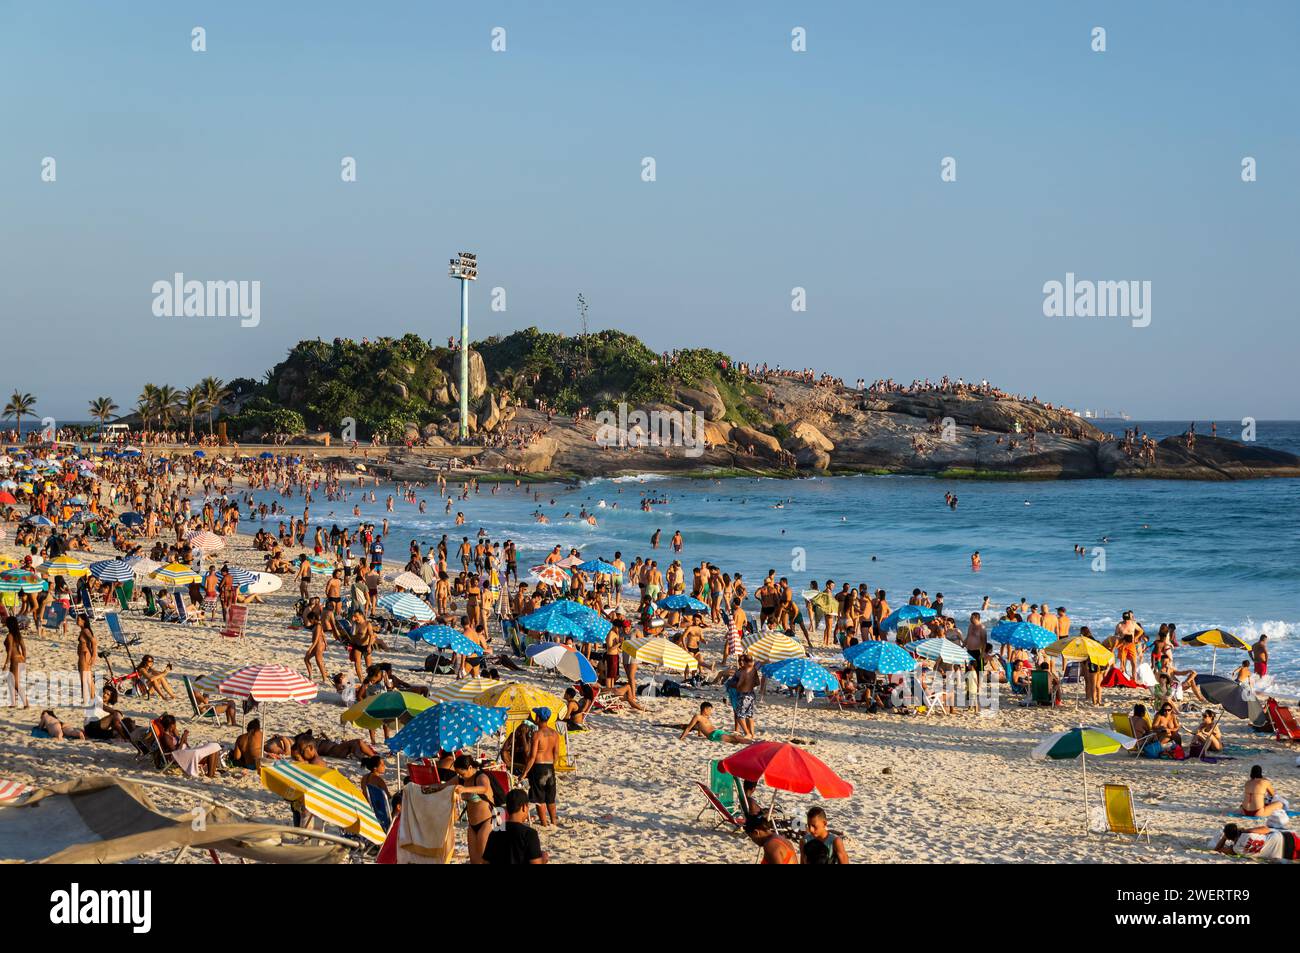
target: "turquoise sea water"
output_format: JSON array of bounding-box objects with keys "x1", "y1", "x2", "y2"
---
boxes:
[{"x1": 247, "y1": 420, "x2": 1300, "y2": 691}]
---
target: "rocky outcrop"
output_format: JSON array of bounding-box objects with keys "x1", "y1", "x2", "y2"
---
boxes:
[
  {"x1": 442, "y1": 349, "x2": 488, "y2": 403},
  {"x1": 795, "y1": 446, "x2": 831, "y2": 471},
  {"x1": 478, "y1": 391, "x2": 502, "y2": 432},
  {"x1": 787, "y1": 421, "x2": 834, "y2": 453},
  {"x1": 731, "y1": 426, "x2": 782, "y2": 457},
  {"x1": 676, "y1": 383, "x2": 726, "y2": 421},
  {"x1": 703, "y1": 420, "x2": 734, "y2": 447},
  {"x1": 517, "y1": 436, "x2": 559, "y2": 473}
]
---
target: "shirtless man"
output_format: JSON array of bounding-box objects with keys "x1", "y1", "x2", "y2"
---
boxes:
[
  {"x1": 1252, "y1": 636, "x2": 1269, "y2": 678},
  {"x1": 1242, "y1": 765, "x2": 1286, "y2": 819},
  {"x1": 731, "y1": 654, "x2": 759, "y2": 739},
  {"x1": 1055, "y1": 607, "x2": 1071, "y2": 637},
  {"x1": 756, "y1": 580, "x2": 778, "y2": 631},
  {"x1": 521, "y1": 708, "x2": 560, "y2": 826},
  {"x1": 963, "y1": 613, "x2": 986, "y2": 670},
  {"x1": 230, "y1": 718, "x2": 264, "y2": 769},
  {"x1": 681, "y1": 614, "x2": 705, "y2": 662},
  {"x1": 680, "y1": 702, "x2": 748, "y2": 744},
  {"x1": 75, "y1": 613, "x2": 97, "y2": 705},
  {"x1": 1114, "y1": 611, "x2": 1143, "y2": 680}
]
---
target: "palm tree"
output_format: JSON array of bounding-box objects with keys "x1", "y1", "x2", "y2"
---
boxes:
[
  {"x1": 198, "y1": 376, "x2": 230, "y2": 435},
  {"x1": 88, "y1": 396, "x2": 119, "y2": 427},
  {"x1": 3, "y1": 391, "x2": 37, "y2": 439},
  {"x1": 136, "y1": 384, "x2": 159, "y2": 431},
  {"x1": 180, "y1": 387, "x2": 203, "y2": 439},
  {"x1": 152, "y1": 385, "x2": 181, "y2": 429}
]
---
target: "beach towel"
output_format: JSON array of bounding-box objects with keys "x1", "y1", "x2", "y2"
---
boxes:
[
  {"x1": 396, "y1": 781, "x2": 456, "y2": 863},
  {"x1": 1101, "y1": 668, "x2": 1139, "y2": 689}
]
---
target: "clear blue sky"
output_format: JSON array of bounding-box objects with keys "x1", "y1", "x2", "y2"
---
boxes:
[{"x1": 3, "y1": 0, "x2": 1297, "y2": 420}]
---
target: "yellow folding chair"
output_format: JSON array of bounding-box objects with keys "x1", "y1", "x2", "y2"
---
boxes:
[
  {"x1": 1103, "y1": 783, "x2": 1150, "y2": 842},
  {"x1": 1110, "y1": 712, "x2": 1134, "y2": 737}
]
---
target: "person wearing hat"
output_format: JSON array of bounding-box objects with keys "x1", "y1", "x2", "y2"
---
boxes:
[{"x1": 521, "y1": 706, "x2": 560, "y2": 827}]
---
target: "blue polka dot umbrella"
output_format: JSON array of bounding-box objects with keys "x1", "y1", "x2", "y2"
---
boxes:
[
  {"x1": 656, "y1": 594, "x2": 709, "y2": 612},
  {"x1": 879, "y1": 604, "x2": 937, "y2": 632},
  {"x1": 88, "y1": 558, "x2": 135, "y2": 583},
  {"x1": 843, "y1": 640, "x2": 917, "y2": 674},
  {"x1": 377, "y1": 592, "x2": 436, "y2": 622},
  {"x1": 990, "y1": 621, "x2": 1058, "y2": 651},
  {"x1": 406, "y1": 624, "x2": 481, "y2": 656},
  {"x1": 761, "y1": 656, "x2": 841, "y2": 736},
  {"x1": 386, "y1": 702, "x2": 508, "y2": 758},
  {"x1": 519, "y1": 599, "x2": 611, "y2": 644},
  {"x1": 576, "y1": 559, "x2": 619, "y2": 575}
]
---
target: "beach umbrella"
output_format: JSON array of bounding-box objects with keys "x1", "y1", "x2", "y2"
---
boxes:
[
  {"x1": 1182, "y1": 628, "x2": 1249, "y2": 675},
  {"x1": 762, "y1": 657, "x2": 841, "y2": 736},
  {"x1": 1045, "y1": 635, "x2": 1114, "y2": 666},
  {"x1": 118, "y1": 512, "x2": 144, "y2": 527},
  {"x1": 742, "y1": 631, "x2": 806, "y2": 665},
  {"x1": 843, "y1": 640, "x2": 917, "y2": 674},
  {"x1": 386, "y1": 570, "x2": 430, "y2": 594},
  {"x1": 150, "y1": 562, "x2": 201, "y2": 586},
  {"x1": 406, "y1": 624, "x2": 481, "y2": 656},
  {"x1": 223, "y1": 566, "x2": 258, "y2": 587},
  {"x1": 243, "y1": 572, "x2": 283, "y2": 595},
  {"x1": 0, "y1": 556, "x2": 17, "y2": 571},
  {"x1": 576, "y1": 559, "x2": 618, "y2": 575},
  {"x1": 387, "y1": 701, "x2": 508, "y2": 757},
  {"x1": 127, "y1": 557, "x2": 162, "y2": 579},
  {"x1": 622, "y1": 636, "x2": 699, "y2": 673},
  {"x1": 186, "y1": 530, "x2": 225, "y2": 552},
  {"x1": 340, "y1": 690, "x2": 433, "y2": 731},
  {"x1": 377, "y1": 592, "x2": 435, "y2": 622},
  {"x1": 214, "y1": 664, "x2": 318, "y2": 703},
  {"x1": 1196, "y1": 675, "x2": 1267, "y2": 725},
  {"x1": 0, "y1": 491, "x2": 15, "y2": 505},
  {"x1": 304, "y1": 555, "x2": 335, "y2": 576},
  {"x1": 0, "y1": 570, "x2": 47, "y2": 594},
  {"x1": 259, "y1": 451, "x2": 275, "y2": 459},
  {"x1": 260, "y1": 761, "x2": 384, "y2": 846},
  {"x1": 719, "y1": 741, "x2": 853, "y2": 806},
  {"x1": 426, "y1": 677, "x2": 502, "y2": 705},
  {"x1": 989, "y1": 621, "x2": 1058, "y2": 651},
  {"x1": 655, "y1": 594, "x2": 708, "y2": 612},
  {"x1": 527, "y1": 641, "x2": 599, "y2": 683},
  {"x1": 909, "y1": 637, "x2": 973, "y2": 666},
  {"x1": 474, "y1": 682, "x2": 565, "y2": 735},
  {"x1": 89, "y1": 558, "x2": 135, "y2": 583},
  {"x1": 518, "y1": 600, "x2": 611, "y2": 643},
  {"x1": 879, "y1": 604, "x2": 936, "y2": 631},
  {"x1": 21, "y1": 515, "x2": 53, "y2": 527},
  {"x1": 1030, "y1": 726, "x2": 1136, "y2": 832},
  {"x1": 556, "y1": 554, "x2": 585, "y2": 568},
  {"x1": 192, "y1": 450, "x2": 205, "y2": 458},
  {"x1": 44, "y1": 555, "x2": 89, "y2": 578},
  {"x1": 529, "y1": 564, "x2": 570, "y2": 587}
]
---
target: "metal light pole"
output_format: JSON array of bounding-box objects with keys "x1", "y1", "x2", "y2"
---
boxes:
[{"x1": 448, "y1": 252, "x2": 478, "y2": 439}]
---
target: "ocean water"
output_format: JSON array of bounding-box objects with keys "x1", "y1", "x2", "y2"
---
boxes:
[{"x1": 244, "y1": 420, "x2": 1300, "y2": 689}]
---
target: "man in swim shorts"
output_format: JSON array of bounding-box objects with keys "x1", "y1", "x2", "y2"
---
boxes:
[
  {"x1": 680, "y1": 702, "x2": 748, "y2": 744},
  {"x1": 731, "y1": 654, "x2": 759, "y2": 739},
  {"x1": 521, "y1": 707, "x2": 560, "y2": 826},
  {"x1": 1215, "y1": 823, "x2": 1300, "y2": 860}
]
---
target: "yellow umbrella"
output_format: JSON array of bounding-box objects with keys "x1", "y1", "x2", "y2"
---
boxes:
[
  {"x1": 150, "y1": 562, "x2": 201, "y2": 586},
  {"x1": 742, "y1": 631, "x2": 807, "y2": 665},
  {"x1": 1045, "y1": 635, "x2": 1114, "y2": 666},
  {"x1": 0, "y1": 556, "x2": 18, "y2": 571},
  {"x1": 474, "y1": 682, "x2": 565, "y2": 735},
  {"x1": 427, "y1": 677, "x2": 503, "y2": 705},
  {"x1": 622, "y1": 636, "x2": 700, "y2": 673},
  {"x1": 1183, "y1": 629, "x2": 1249, "y2": 650},
  {"x1": 260, "y1": 761, "x2": 384, "y2": 845},
  {"x1": 44, "y1": 555, "x2": 89, "y2": 578}
]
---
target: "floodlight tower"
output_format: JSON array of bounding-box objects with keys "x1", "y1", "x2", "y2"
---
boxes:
[{"x1": 448, "y1": 251, "x2": 478, "y2": 439}]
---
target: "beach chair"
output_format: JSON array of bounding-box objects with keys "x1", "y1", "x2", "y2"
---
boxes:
[
  {"x1": 220, "y1": 604, "x2": 248, "y2": 639},
  {"x1": 42, "y1": 602, "x2": 67, "y2": 631},
  {"x1": 364, "y1": 783, "x2": 392, "y2": 832},
  {"x1": 78, "y1": 587, "x2": 102, "y2": 620},
  {"x1": 105, "y1": 612, "x2": 141, "y2": 666},
  {"x1": 694, "y1": 782, "x2": 744, "y2": 831},
  {"x1": 139, "y1": 720, "x2": 177, "y2": 773},
  {"x1": 1103, "y1": 783, "x2": 1150, "y2": 842},
  {"x1": 173, "y1": 592, "x2": 197, "y2": 625},
  {"x1": 183, "y1": 674, "x2": 232, "y2": 728},
  {"x1": 142, "y1": 589, "x2": 160, "y2": 617},
  {"x1": 1266, "y1": 698, "x2": 1300, "y2": 743},
  {"x1": 1029, "y1": 670, "x2": 1055, "y2": 706},
  {"x1": 1110, "y1": 712, "x2": 1135, "y2": 737}
]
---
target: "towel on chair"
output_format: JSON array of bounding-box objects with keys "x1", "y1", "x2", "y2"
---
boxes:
[{"x1": 397, "y1": 781, "x2": 456, "y2": 863}]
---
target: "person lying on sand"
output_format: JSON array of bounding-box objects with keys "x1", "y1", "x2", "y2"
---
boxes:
[
  {"x1": 38, "y1": 709, "x2": 85, "y2": 740},
  {"x1": 1215, "y1": 823, "x2": 1300, "y2": 860},
  {"x1": 679, "y1": 702, "x2": 749, "y2": 744}
]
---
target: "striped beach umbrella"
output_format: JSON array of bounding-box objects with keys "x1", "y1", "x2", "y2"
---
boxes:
[
  {"x1": 44, "y1": 555, "x2": 89, "y2": 578},
  {"x1": 304, "y1": 555, "x2": 336, "y2": 576},
  {"x1": 1180, "y1": 627, "x2": 1249, "y2": 675},
  {"x1": 843, "y1": 639, "x2": 917, "y2": 674},
  {"x1": 150, "y1": 562, "x2": 201, "y2": 586},
  {"x1": 742, "y1": 631, "x2": 807, "y2": 665},
  {"x1": 406, "y1": 624, "x2": 481, "y2": 656},
  {"x1": 222, "y1": 566, "x2": 258, "y2": 587},
  {"x1": 989, "y1": 621, "x2": 1058, "y2": 651},
  {"x1": 0, "y1": 778, "x2": 37, "y2": 805},
  {"x1": 89, "y1": 558, "x2": 135, "y2": 583},
  {"x1": 0, "y1": 570, "x2": 48, "y2": 594},
  {"x1": 186, "y1": 530, "x2": 225, "y2": 552},
  {"x1": 622, "y1": 636, "x2": 700, "y2": 673},
  {"x1": 387, "y1": 702, "x2": 508, "y2": 757},
  {"x1": 260, "y1": 761, "x2": 384, "y2": 845},
  {"x1": 426, "y1": 677, "x2": 502, "y2": 705},
  {"x1": 214, "y1": 664, "x2": 318, "y2": 702},
  {"x1": 526, "y1": 641, "x2": 599, "y2": 683},
  {"x1": 377, "y1": 592, "x2": 436, "y2": 622},
  {"x1": 386, "y1": 570, "x2": 430, "y2": 594},
  {"x1": 340, "y1": 690, "x2": 433, "y2": 731},
  {"x1": 910, "y1": 637, "x2": 975, "y2": 665}
]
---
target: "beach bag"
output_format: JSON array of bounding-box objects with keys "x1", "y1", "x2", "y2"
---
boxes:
[
  {"x1": 659, "y1": 679, "x2": 681, "y2": 698},
  {"x1": 1142, "y1": 740, "x2": 1163, "y2": 759}
]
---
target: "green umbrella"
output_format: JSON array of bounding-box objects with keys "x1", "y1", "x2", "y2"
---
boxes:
[{"x1": 1031, "y1": 727, "x2": 1136, "y2": 832}]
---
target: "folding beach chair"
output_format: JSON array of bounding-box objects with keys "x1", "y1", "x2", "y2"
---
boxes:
[
  {"x1": 104, "y1": 612, "x2": 141, "y2": 667},
  {"x1": 183, "y1": 674, "x2": 235, "y2": 728},
  {"x1": 220, "y1": 604, "x2": 248, "y2": 639},
  {"x1": 1029, "y1": 670, "x2": 1055, "y2": 706},
  {"x1": 365, "y1": 783, "x2": 392, "y2": 832},
  {"x1": 173, "y1": 592, "x2": 197, "y2": 625},
  {"x1": 1110, "y1": 711, "x2": 1135, "y2": 737},
  {"x1": 1103, "y1": 783, "x2": 1150, "y2": 842},
  {"x1": 1266, "y1": 698, "x2": 1300, "y2": 743},
  {"x1": 42, "y1": 602, "x2": 67, "y2": 632},
  {"x1": 694, "y1": 782, "x2": 744, "y2": 831},
  {"x1": 78, "y1": 587, "x2": 103, "y2": 621}
]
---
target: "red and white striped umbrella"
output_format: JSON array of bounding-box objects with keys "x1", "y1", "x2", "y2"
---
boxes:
[
  {"x1": 213, "y1": 664, "x2": 317, "y2": 702},
  {"x1": 186, "y1": 530, "x2": 226, "y2": 552}
]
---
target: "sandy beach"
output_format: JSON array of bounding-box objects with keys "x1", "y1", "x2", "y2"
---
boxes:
[{"x1": 2, "y1": 524, "x2": 1289, "y2": 864}]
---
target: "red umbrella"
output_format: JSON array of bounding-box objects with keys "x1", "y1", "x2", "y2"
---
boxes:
[
  {"x1": 0, "y1": 491, "x2": 16, "y2": 505},
  {"x1": 719, "y1": 741, "x2": 853, "y2": 798}
]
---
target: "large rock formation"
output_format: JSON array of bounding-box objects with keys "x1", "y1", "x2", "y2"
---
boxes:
[
  {"x1": 442, "y1": 349, "x2": 488, "y2": 403},
  {"x1": 676, "y1": 383, "x2": 726, "y2": 421},
  {"x1": 731, "y1": 426, "x2": 782, "y2": 457}
]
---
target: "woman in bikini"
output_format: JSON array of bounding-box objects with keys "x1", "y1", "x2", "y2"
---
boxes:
[{"x1": 452, "y1": 754, "x2": 498, "y2": 864}]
